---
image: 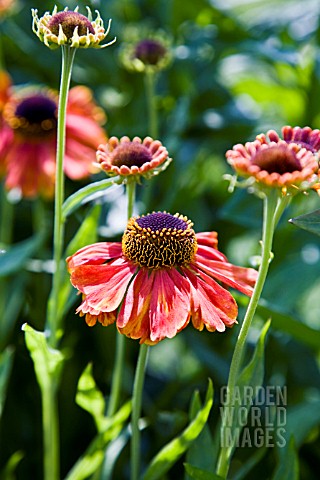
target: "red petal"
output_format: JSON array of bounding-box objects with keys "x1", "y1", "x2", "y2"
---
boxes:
[
  {"x1": 71, "y1": 259, "x2": 136, "y2": 312},
  {"x1": 195, "y1": 256, "x2": 257, "y2": 296},
  {"x1": 196, "y1": 231, "x2": 218, "y2": 249},
  {"x1": 196, "y1": 244, "x2": 227, "y2": 263},
  {"x1": 67, "y1": 242, "x2": 122, "y2": 268},
  {"x1": 183, "y1": 268, "x2": 238, "y2": 332},
  {"x1": 148, "y1": 269, "x2": 191, "y2": 343},
  {"x1": 117, "y1": 269, "x2": 153, "y2": 341}
]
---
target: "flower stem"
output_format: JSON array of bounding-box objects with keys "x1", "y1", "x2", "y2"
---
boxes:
[
  {"x1": 145, "y1": 70, "x2": 158, "y2": 138},
  {"x1": 216, "y1": 191, "x2": 288, "y2": 479},
  {"x1": 42, "y1": 382, "x2": 60, "y2": 480},
  {"x1": 42, "y1": 45, "x2": 76, "y2": 480},
  {"x1": 107, "y1": 181, "x2": 136, "y2": 417},
  {"x1": 131, "y1": 343, "x2": 149, "y2": 480},
  {"x1": 46, "y1": 45, "x2": 76, "y2": 348},
  {"x1": 0, "y1": 182, "x2": 14, "y2": 246}
]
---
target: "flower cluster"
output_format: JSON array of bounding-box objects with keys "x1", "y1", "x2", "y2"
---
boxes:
[
  {"x1": 226, "y1": 126, "x2": 320, "y2": 195},
  {"x1": 67, "y1": 211, "x2": 257, "y2": 345},
  {"x1": 0, "y1": 74, "x2": 107, "y2": 198}
]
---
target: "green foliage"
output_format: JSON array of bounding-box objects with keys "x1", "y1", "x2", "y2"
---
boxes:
[
  {"x1": 142, "y1": 380, "x2": 214, "y2": 480},
  {"x1": 289, "y1": 209, "x2": 320, "y2": 237},
  {"x1": 1, "y1": 0, "x2": 320, "y2": 479}
]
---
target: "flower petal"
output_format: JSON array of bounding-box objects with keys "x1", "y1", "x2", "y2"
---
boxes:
[
  {"x1": 183, "y1": 268, "x2": 238, "y2": 332},
  {"x1": 67, "y1": 242, "x2": 122, "y2": 268},
  {"x1": 70, "y1": 258, "x2": 136, "y2": 312},
  {"x1": 149, "y1": 269, "x2": 191, "y2": 343},
  {"x1": 195, "y1": 256, "x2": 257, "y2": 296},
  {"x1": 117, "y1": 269, "x2": 153, "y2": 342}
]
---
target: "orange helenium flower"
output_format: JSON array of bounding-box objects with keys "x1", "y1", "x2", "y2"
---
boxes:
[
  {"x1": 67, "y1": 212, "x2": 257, "y2": 345},
  {"x1": 226, "y1": 129, "x2": 319, "y2": 192},
  {"x1": 0, "y1": 77, "x2": 106, "y2": 198},
  {"x1": 96, "y1": 136, "x2": 171, "y2": 182}
]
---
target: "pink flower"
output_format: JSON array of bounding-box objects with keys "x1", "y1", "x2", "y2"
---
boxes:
[
  {"x1": 67, "y1": 212, "x2": 257, "y2": 345},
  {"x1": 96, "y1": 136, "x2": 171, "y2": 182},
  {"x1": 0, "y1": 74, "x2": 107, "y2": 198},
  {"x1": 226, "y1": 128, "x2": 319, "y2": 192}
]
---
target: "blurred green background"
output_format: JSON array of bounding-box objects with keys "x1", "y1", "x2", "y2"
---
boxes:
[{"x1": 0, "y1": 0, "x2": 320, "y2": 479}]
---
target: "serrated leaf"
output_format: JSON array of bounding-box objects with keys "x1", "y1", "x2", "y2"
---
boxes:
[
  {"x1": 0, "y1": 231, "x2": 45, "y2": 277},
  {"x1": 142, "y1": 379, "x2": 214, "y2": 480},
  {"x1": 289, "y1": 209, "x2": 320, "y2": 236},
  {"x1": 22, "y1": 323, "x2": 65, "y2": 389},
  {"x1": 64, "y1": 401, "x2": 131, "y2": 480},
  {"x1": 184, "y1": 463, "x2": 223, "y2": 480},
  {"x1": 0, "y1": 347, "x2": 14, "y2": 419},
  {"x1": 76, "y1": 363, "x2": 106, "y2": 431},
  {"x1": 62, "y1": 177, "x2": 120, "y2": 220}
]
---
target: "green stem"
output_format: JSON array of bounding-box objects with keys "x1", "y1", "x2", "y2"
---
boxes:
[
  {"x1": 46, "y1": 45, "x2": 76, "y2": 348},
  {"x1": 107, "y1": 182, "x2": 136, "y2": 417},
  {"x1": 0, "y1": 182, "x2": 14, "y2": 246},
  {"x1": 42, "y1": 383, "x2": 60, "y2": 480},
  {"x1": 145, "y1": 70, "x2": 158, "y2": 138},
  {"x1": 131, "y1": 343, "x2": 149, "y2": 480},
  {"x1": 216, "y1": 191, "x2": 289, "y2": 479}
]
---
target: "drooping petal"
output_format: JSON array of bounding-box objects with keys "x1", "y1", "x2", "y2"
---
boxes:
[
  {"x1": 70, "y1": 258, "x2": 136, "y2": 312},
  {"x1": 77, "y1": 297, "x2": 117, "y2": 327},
  {"x1": 148, "y1": 268, "x2": 191, "y2": 343},
  {"x1": 117, "y1": 269, "x2": 153, "y2": 342},
  {"x1": 67, "y1": 242, "x2": 122, "y2": 268},
  {"x1": 183, "y1": 268, "x2": 238, "y2": 332},
  {"x1": 196, "y1": 244, "x2": 227, "y2": 263},
  {"x1": 195, "y1": 255, "x2": 257, "y2": 296}
]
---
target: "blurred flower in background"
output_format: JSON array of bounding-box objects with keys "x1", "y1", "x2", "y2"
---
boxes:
[
  {"x1": 0, "y1": 75, "x2": 107, "y2": 198},
  {"x1": 120, "y1": 28, "x2": 172, "y2": 73},
  {"x1": 0, "y1": 0, "x2": 16, "y2": 19},
  {"x1": 67, "y1": 211, "x2": 257, "y2": 345}
]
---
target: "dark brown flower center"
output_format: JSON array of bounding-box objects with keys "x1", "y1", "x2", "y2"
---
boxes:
[
  {"x1": 111, "y1": 143, "x2": 153, "y2": 168},
  {"x1": 252, "y1": 146, "x2": 302, "y2": 174},
  {"x1": 9, "y1": 93, "x2": 57, "y2": 139},
  {"x1": 122, "y1": 212, "x2": 198, "y2": 270},
  {"x1": 47, "y1": 11, "x2": 95, "y2": 39},
  {"x1": 134, "y1": 39, "x2": 167, "y2": 65}
]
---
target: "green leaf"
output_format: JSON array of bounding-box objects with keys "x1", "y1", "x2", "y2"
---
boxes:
[
  {"x1": 289, "y1": 209, "x2": 320, "y2": 236},
  {"x1": 0, "y1": 451, "x2": 24, "y2": 480},
  {"x1": 22, "y1": 324, "x2": 65, "y2": 389},
  {"x1": 0, "y1": 347, "x2": 14, "y2": 419},
  {"x1": 76, "y1": 363, "x2": 106, "y2": 431},
  {"x1": 185, "y1": 390, "x2": 216, "y2": 479},
  {"x1": 272, "y1": 437, "x2": 299, "y2": 480},
  {"x1": 220, "y1": 320, "x2": 271, "y2": 458},
  {"x1": 0, "y1": 231, "x2": 45, "y2": 277},
  {"x1": 184, "y1": 463, "x2": 223, "y2": 480},
  {"x1": 142, "y1": 379, "x2": 214, "y2": 480},
  {"x1": 0, "y1": 275, "x2": 27, "y2": 350},
  {"x1": 64, "y1": 401, "x2": 131, "y2": 480},
  {"x1": 99, "y1": 425, "x2": 130, "y2": 480},
  {"x1": 257, "y1": 301, "x2": 320, "y2": 352},
  {"x1": 62, "y1": 177, "x2": 121, "y2": 220}
]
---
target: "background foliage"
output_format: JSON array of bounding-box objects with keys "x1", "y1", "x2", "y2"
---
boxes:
[{"x1": 0, "y1": 0, "x2": 320, "y2": 479}]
